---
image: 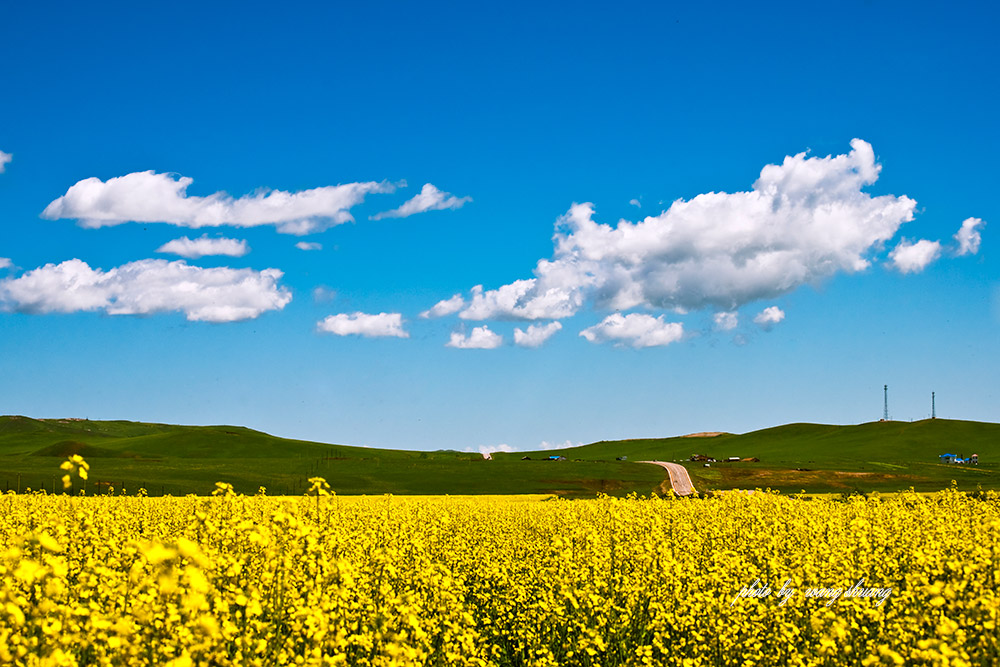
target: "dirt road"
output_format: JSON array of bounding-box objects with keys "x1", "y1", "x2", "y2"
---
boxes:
[{"x1": 639, "y1": 461, "x2": 697, "y2": 496}]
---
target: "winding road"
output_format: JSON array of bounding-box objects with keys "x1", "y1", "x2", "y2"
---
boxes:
[{"x1": 639, "y1": 461, "x2": 697, "y2": 496}]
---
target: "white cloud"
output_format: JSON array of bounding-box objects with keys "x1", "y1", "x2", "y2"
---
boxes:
[
  {"x1": 459, "y1": 140, "x2": 917, "y2": 320},
  {"x1": 0, "y1": 258, "x2": 11, "y2": 270},
  {"x1": 0, "y1": 259, "x2": 291, "y2": 322},
  {"x1": 477, "y1": 443, "x2": 516, "y2": 459},
  {"x1": 513, "y1": 321, "x2": 562, "y2": 347},
  {"x1": 316, "y1": 312, "x2": 408, "y2": 338},
  {"x1": 156, "y1": 235, "x2": 249, "y2": 259},
  {"x1": 446, "y1": 325, "x2": 503, "y2": 349},
  {"x1": 539, "y1": 439, "x2": 580, "y2": 450},
  {"x1": 889, "y1": 239, "x2": 941, "y2": 274},
  {"x1": 629, "y1": 198, "x2": 641, "y2": 208},
  {"x1": 0, "y1": 151, "x2": 11, "y2": 173},
  {"x1": 460, "y1": 280, "x2": 585, "y2": 321},
  {"x1": 954, "y1": 217, "x2": 985, "y2": 256},
  {"x1": 371, "y1": 183, "x2": 471, "y2": 220},
  {"x1": 714, "y1": 311, "x2": 738, "y2": 331},
  {"x1": 295, "y1": 241, "x2": 322, "y2": 251},
  {"x1": 42, "y1": 171, "x2": 396, "y2": 235},
  {"x1": 753, "y1": 306, "x2": 785, "y2": 330},
  {"x1": 580, "y1": 313, "x2": 684, "y2": 348},
  {"x1": 419, "y1": 293, "x2": 465, "y2": 318}
]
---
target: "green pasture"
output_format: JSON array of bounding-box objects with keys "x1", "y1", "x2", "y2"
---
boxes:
[{"x1": 1, "y1": 415, "x2": 996, "y2": 496}]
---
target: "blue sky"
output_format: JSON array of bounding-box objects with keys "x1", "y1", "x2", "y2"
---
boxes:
[{"x1": 1, "y1": 0, "x2": 997, "y2": 453}]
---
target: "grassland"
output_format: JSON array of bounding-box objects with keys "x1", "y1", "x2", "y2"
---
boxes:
[
  {"x1": 1, "y1": 415, "x2": 996, "y2": 496},
  {"x1": 0, "y1": 416, "x2": 662, "y2": 497},
  {"x1": 496, "y1": 418, "x2": 1000, "y2": 494}
]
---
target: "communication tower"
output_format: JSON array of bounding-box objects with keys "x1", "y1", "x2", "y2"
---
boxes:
[
  {"x1": 883, "y1": 385, "x2": 889, "y2": 421},
  {"x1": 932, "y1": 392, "x2": 936, "y2": 419}
]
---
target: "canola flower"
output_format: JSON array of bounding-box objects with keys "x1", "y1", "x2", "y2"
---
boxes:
[
  {"x1": 58, "y1": 455, "x2": 89, "y2": 493},
  {"x1": 0, "y1": 463, "x2": 998, "y2": 666}
]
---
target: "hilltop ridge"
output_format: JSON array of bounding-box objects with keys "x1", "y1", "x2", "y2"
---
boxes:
[{"x1": 0, "y1": 416, "x2": 996, "y2": 496}]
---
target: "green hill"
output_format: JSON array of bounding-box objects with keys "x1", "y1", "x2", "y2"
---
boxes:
[
  {"x1": 494, "y1": 419, "x2": 999, "y2": 494},
  {"x1": 0, "y1": 416, "x2": 662, "y2": 497},
  {"x1": 1, "y1": 416, "x2": 996, "y2": 496}
]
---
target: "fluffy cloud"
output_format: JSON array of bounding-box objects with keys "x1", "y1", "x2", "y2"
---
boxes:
[
  {"x1": 446, "y1": 326, "x2": 503, "y2": 349},
  {"x1": 629, "y1": 198, "x2": 641, "y2": 208},
  {"x1": 295, "y1": 241, "x2": 322, "y2": 251},
  {"x1": 371, "y1": 183, "x2": 471, "y2": 220},
  {"x1": 156, "y1": 235, "x2": 249, "y2": 259},
  {"x1": 580, "y1": 313, "x2": 684, "y2": 348},
  {"x1": 0, "y1": 258, "x2": 11, "y2": 270},
  {"x1": 513, "y1": 321, "x2": 562, "y2": 347},
  {"x1": 316, "y1": 312, "x2": 408, "y2": 338},
  {"x1": 459, "y1": 140, "x2": 917, "y2": 320},
  {"x1": 420, "y1": 293, "x2": 465, "y2": 318},
  {"x1": 714, "y1": 311, "x2": 738, "y2": 331},
  {"x1": 539, "y1": 439, "x2": 581, "y2": 450},
  {"x1": 753, "y1": 306, "x2": 785, "y2": 330},
  {"x1": 460, "y1": 280, "x2": 585, "y2": 320},
  {"x1": 42, "y1": 171, "x2": 396, "y2": 235},
  {"x1": 0, "y1": 150, "x2": 11, "y2": 173},
  {"x1": 0, "y1": 259, "x2": 291, "y2": 322},
  {"x1": 954, "y1": 217, "x2": 985, "y2": 256},
  {"x1": 889, "y1": 239, "x2": 941, "y2": 274},
  {"x1": 476, "y1": 443, "x2": 516, "y2": 459}
]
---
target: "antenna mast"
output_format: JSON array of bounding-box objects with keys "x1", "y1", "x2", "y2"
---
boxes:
[
  {"x1": 883, "y1": 385, "x2": 889, "y2": 421},
  {"x1": 932, "y1": 392, "x2": 936, "y2": 419}
]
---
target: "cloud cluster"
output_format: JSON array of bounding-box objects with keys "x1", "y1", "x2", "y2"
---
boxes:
[
  {"x1": 460, "y1": 281, "x2": 584, "y2": 320},
  {"x1": 539, "y1": 439, "x2": 581, "y2": 450},
  {"x1": 371, "y1": 183, "x2": 471, "y2": 220},
  {"x1": 580, "y1": 313, "x2": 683, "y2": 348},
  {"x1": 42, "y1": 171, "x2": 397, "y2": 235},
  {"x1": 713, "y1": 311, "x2": 738, "y2": 331},
  {"x1": 446, "y1": 326, "x2": 502, "y2": 349},
  {"x1": 458, "y1": 140, "x2": 917, "y2": 320},
  {"x1": 0, "y1": 258, "x2": 11, "y2": 270},
  {"x1": 753, "y1": 306, "x2": 785, "y2": 330},
  {"x1": 156, "y1": 235, "x2": 249, "y2": 259},
  {"x1": 295, "y1": 241, "x2": 322, "y2": 251},
  {"x1": 476, "y1": 443, "x2": 516, "y2": 459},
  {"x1": 889, "y1": 239, "x2": 941, "y2": 274},
  {"x1": 954, "y1": 217, "x2": 985, "y2": 256},
  {"x1": 513, "y1": 321, "x2": 562, "y2": 347},
  {"x1": 420, "y1": 293, "x2": 465, "y2": 318},
  {"x1": 0, "y1": 259, "x2": 291, "y2": 322},
  {"x1": 0, "y1": 150, "x2": 11, "y2": 173},
  {"x1": 317, "y1": 312, "x2": 408, "y2": 338}
]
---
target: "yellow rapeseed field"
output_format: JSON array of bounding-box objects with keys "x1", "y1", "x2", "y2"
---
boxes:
[{"x1": 1, "y1": 462, "x2": 998, "y2": 666}]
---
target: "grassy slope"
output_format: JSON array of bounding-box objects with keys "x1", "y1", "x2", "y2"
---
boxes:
[
  {"x1": 0, "y1": 416, "x2": 663, "y2": 497},
  {"x1": 494, "y1": 419, "x2": 1000, "y2": 493},
  {"x1": 3, "y1": 416, "x2": 997, "y2": 496}
]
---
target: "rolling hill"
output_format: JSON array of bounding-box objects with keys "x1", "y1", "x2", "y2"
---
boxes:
[
  {"x1": 1, "y1": 415, "x2": 996, "y2": 496},
  {"x1": 0, "y1": 416, "x2": 662, "y2": 497},
  {"x1": 494, "y1": 418, "x2": 999, "y2": 494}
]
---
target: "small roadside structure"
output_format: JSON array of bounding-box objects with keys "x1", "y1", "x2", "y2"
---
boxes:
[
  {"x1": 726, "y1": 456, "x2": 741, "y2": 462},
  {"x1": 547, "y1": 455, "x2": 566, "y2": 461},
  {"x1": 939, "y1": 453, "x2": 958, "y2": 464},
  {"x1": 971, "y1": 454, "x2": 979, "y2": 465},
  {"x1": 615, "y1": 456, "x2": 628, "y2": 461}
]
